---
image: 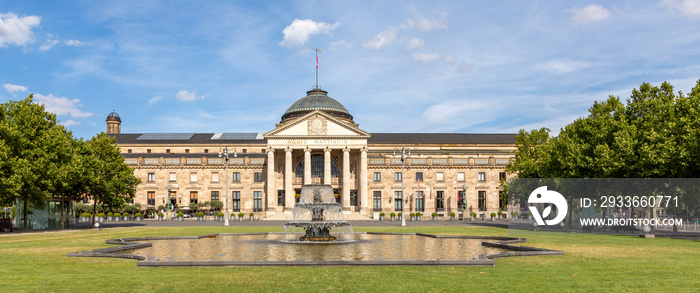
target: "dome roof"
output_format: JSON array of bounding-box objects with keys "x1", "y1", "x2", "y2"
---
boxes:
[
  {"x1": 106, "y1": 111, "x2": 121, "y2": 122},
  {"x1": 281, "y1": 88, "x2": 353, "y2": 122}
]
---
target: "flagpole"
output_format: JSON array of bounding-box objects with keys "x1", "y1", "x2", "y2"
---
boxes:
[{"x1": 314, "y1": 47, "x2": 321, "y2": 89}]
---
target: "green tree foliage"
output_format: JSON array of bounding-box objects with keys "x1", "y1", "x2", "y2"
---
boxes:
[
  {"x1": 82, "y1": 133, "x2": 141, "y2": 225},
  {"x1": 507, "y1": 80, "x2": 700, "y2": 214},
  {"x1": 0, "y1": 96, "x2": 75, "y2": 230}
]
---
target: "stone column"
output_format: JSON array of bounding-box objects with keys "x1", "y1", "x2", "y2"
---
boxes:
[
  {"x1": 266, "y1": 148, "x2": 275, "y2": 210},
  {"x1": 359, "y1": 147, "x2": 368, "y2": 215},
  {"x1": 342, "y1": 148, "x2": 350, "y2": 210},
  {"x1": 285, "y1": 148, "x2": 294, "y2": 210},
  {"x1": 324, "y1": 148, "x2": 331, "y2": 185},
  {"x1": 304, "y1": 148, "x2": 311, "y2": 185}
]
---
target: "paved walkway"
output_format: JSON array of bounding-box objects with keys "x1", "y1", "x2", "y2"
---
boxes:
[{"x1": 71, "y1": 218, "x2": 509, "y2": 228}]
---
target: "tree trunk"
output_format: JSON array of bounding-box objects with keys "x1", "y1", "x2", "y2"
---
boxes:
[
  {"x1": 60, "y1": 195, "x2": 65, "y2": 230},
  {"x1": 23, "y1": 199, "x2": 28, "y2": 231},
  {"x1": 92, "y1": 198, "x2": 97, "y2": 227}
]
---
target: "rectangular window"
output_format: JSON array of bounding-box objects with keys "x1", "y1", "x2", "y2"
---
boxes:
[
  {"x1": 190, "y1": 191, "x2": 198, "y2": 204},
  {"x1": 415, "y1": 172, "x2": 423, "y2": 182},
  {"x1": 253, "y1": 191, "x2": 262, "y2": 212},
  {"x1": 458, "y1": 190, "x2": 466, "y2": 211},
  {"x1": 394, "y1": 191, "x2": 403, "y2": 211},
  {"x1": 436, "y1": 191, "x2": 445, "y2": 211},
  {"x1": 373, "y1": 172, "x2": 381, "y2": 182},
  {"x1": 373, "y1": 191, "x2": 382, "y2": 211},
  {"x1": 211, "y1": 191, "x2": 219, "y2": 202},
  {"x1": 350, "y1": 190, "x2": 358, "y2": 206},
  {"x1": 415, "y1": 191, "x2": 424, "y2": 212},
  {"x1": 277, "y1": 190, "x2": 285, "y2": 206},
  {"x1": 242, "y1": 149, "x2": 247, "y2": 153},
  {"x1": 478, "y1": 172, "x2": 486, "y2": 182},
  {"x1": 394, "y1": 172, "x2": 402, "y2": 182},
  {"x1": 166, "y1": 149, "x2": 170, "y2": 154},
  {"x1": 436, "y1": 172, "x2": 444, "y2": 182},
  {"x1": 232, "y1": 191, "x2": 240, "y2": 212},
  {"x1": 254, "y1": 172, "x2": 262, "y2": 182},
  {"x1": 211, "y1": 172, "x2": 219, "y2": 182},
  {"x1": 147, "y1": 149, "x2": 151, "y2": 153},
  {"x1": 204, "y1": 149, "x2": 209, "y2": 154},
  {"x1": 334, "y1": 189, "x2": 341, "y2": 204},
  {"x1": 169, "y1": 191, "x2": 177, "y2": 204},
  {"x1": 169, "y1": 172, "x2": 176, "y2": 182},
  {"x1": 499, "y1": 172, "x2": 506, "y2": 182},
  {"x1": 457, "y1": 172, "x2": 465, "y2": 182},
  {"x1": 232, "y1": 172, "x2": 240, "y2": 182},
  {"x1": 478, "y1": 190, "x2": 486, "y2": 211},
  {"x1": 190, "y1": 172, "x2": 198, "y2": 182},
  {"x1": 147, "y1": 172, "x2": 155, "y2": 182},
  {"x1": 261, "y1": 149, "x2": 266, "y2": 153},
  {"x1": 147, "y1": 191, "x2": 155, "y2": 206},
  {"x1": 127, "y1": 149, "x2": 132, "y2": 153},
  {"x1": 185, "y1": 149, "x2": 190, "y2": 153}
]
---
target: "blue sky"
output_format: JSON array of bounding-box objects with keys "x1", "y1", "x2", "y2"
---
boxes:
[{"x1": 2, "y1": 1, "x2": 700, "y2": 139}]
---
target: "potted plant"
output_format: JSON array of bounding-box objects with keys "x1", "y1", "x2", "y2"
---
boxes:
[
  {"x1": 498, "y1": 211, "x2": 504, "y2": 219},
  {"x1": 80, "y1": 212, "x2": 91, "y2": 223},
  {"x1": 122, "y1": 212, "x2": 129, "y2": 221},
  {"x1": 177, "y1": 212, "x2": 184, "y2": 221},
  {"x1": 410, "y1": 212, "x2": 416, "y2": 221},
  {"x1": 249, "y1": 213, "x2": 255, "y2": 221},
  {"x1": 238, "y1": 212, "x2": 244, "y2": 221},
  {"x1": 97, "y1": 213, "x2": 105, "y2": 222},
  {"x1": 135, "y1": 212, "x2": 143, "y2": 222},
  {"x1": 397, "y1": 212, "x2": 402, "y2": 221},
  {"x1": 379, "y1": 212, "x2": 385, "y2": 221},
  {"x1": 432, "y1": 212, "x2": 438, "y2": 220},
  {"x1": 157, "y1": 212, "x2": 164, "y2": 221},
  {"x1": 197, "y1": 212, "x2": 205, "y2": 221},
  {"x1": 449, "y1": 212, "x2": 456, "y2": 221},
  {"x1": 416, "y1": 212, "x2": 422, "y2": 221},
  {"x1": 512, "y1": 211, "x2": 518, "y2": 219},
  {"x1": 218, "y1": 212, "x2": 225, "y2": 221},
  {"x1": 114, "y1": 213, "x2": 121, "y2": 222},
  {"x1": 490, "y1": 212, "x2": 497, "y2": 221},
  {"x1": 230, "y1": 213, "x2": 236, "y2": 221},
  {"x1": 527, "y1": 211, "x2": 532, "y2": 220},
  {"x1": 106, "y1": 212, "x2": 114, "y2": 221},
  {"x1": 390, "y1": 212, "x2": 396, "y2": 221},
  {"x1": 471, "y1": 211, "x2": 477, "y2": 221}
]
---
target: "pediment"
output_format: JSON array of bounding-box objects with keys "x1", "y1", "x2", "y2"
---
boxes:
[{"x1": 264, "y1": 110, "x2": 370, "y2": 138}]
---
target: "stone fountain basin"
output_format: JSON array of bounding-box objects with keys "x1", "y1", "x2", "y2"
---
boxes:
[{"x1": 67, "y1": 232, "x2": 562, "y2": 267}]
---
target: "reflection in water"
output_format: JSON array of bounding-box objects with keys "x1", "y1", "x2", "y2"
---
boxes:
[{"x1": 128, "y1": 234, "x2": 504, "y2": 262}]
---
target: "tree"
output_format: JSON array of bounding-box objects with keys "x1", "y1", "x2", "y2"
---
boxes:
[
  {"x1": 0, "y1": 96, "x2": 75, "y2": 230},
  {"x1": 82, "y1": 132, "x2": 141, "y2": 226}
]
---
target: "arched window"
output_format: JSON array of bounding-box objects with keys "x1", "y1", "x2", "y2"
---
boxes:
[{"x1": 295, "y1": 155, "x2": 340, "y2": 178}]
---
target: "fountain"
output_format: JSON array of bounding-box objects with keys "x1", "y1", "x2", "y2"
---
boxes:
[{"x1": 284, "y1": 184, "x2": 352, "y2": 242}]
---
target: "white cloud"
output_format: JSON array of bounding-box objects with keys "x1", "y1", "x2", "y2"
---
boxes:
[
  {"x1": 364, "y1": 27, "x2": 397, "y2": 50},
  {"x1": 0, "y1": 12, "x2": 41, "y2": 47},
  {"x1": 329, "y1": 40, "x2": 352, "y2": 51},
  {"x1": 663, "y1": 0, "x2": 700, "y2": 19},
  {"x1": 406, "y1": 38, "x2": 424, "y2": 49},
  {"x1": 39, "y1": 39, "x2": 59, "y2": 51},
  {"x1": 148, "y1": 96, "x2": 163, "y2": 105},
  {"x1": 422, "y1": 100, "x2": 491, "y2": 124},
  {"x1": 61, "y1": 120, "x2": 80, "y2": 127},
  {"x1": 412, "y1": 52, "x2": 441, "y2": 62},
  {"x1": 33, "y1": 94, "x2": 94, "y2": 118},
  {"x1": 65, "y1": 39, "x2": 84, "y2": 46},
  {"x1": 402, "y1": 15, "x2": 447, "y2": 32},
  {"x1": 3, "y1": 83, "x2": 28, "y2": 96},
  {"x1": 567, "y1": 4, "x2": 611, "y2": 25},
  {"x1": 176, "y1": 90, "x2": 204, "y2": 101},
  {"x1": 540, "y1": 59, "x2": 592, "y2": 73},
  {"x1": 278, "y1": 19, "x2": 339, "y2": 48}
]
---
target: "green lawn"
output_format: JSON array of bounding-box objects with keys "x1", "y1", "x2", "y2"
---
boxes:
[{"x1": 1, "y1": 226, "x2": 698, "y2": 292}]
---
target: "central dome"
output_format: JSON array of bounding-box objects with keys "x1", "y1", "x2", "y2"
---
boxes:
[{"x1": 281, "y1": 88, "x2": 354, "y2": 123}]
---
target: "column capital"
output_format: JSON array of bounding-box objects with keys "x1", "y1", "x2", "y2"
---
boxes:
[
  {"x1": 304, "y1": 147, "x2": 311, "y2": 153},
  {"x1": 342, "y1": 147, "x2": 350, "y2": 153},
  {"x1": 324, "y1": 147, "x2": 332, "y2": 153},
  {"x1": 285, "y1": 147, "x2": 293, "y2": 154},
  {"x1": 267, "y1": 147, "x2": 275, "y2": 153}
]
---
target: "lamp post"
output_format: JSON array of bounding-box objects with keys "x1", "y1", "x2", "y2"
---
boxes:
[
  {"x1": 219, "y1": 146, "x2": 237, "y2": 227},
  {"x1": 393, "y1": 147, "x2": 410, "y2": 227},
  {"x1": 167, "y1": 184, "x2": 172, "y2": 220},
  {"x1": 462, "y1": 184, "x2": 467, "y2": 220}
]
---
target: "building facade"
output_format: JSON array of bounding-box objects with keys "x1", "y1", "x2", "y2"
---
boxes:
[{"x1": 110, "y1": 88, "x2": 516, "y2": 220}]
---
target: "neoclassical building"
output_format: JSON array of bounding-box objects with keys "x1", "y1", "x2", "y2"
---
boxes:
[{"x1": 109, "y1": 88, "x2": 516, "y2": 220}]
